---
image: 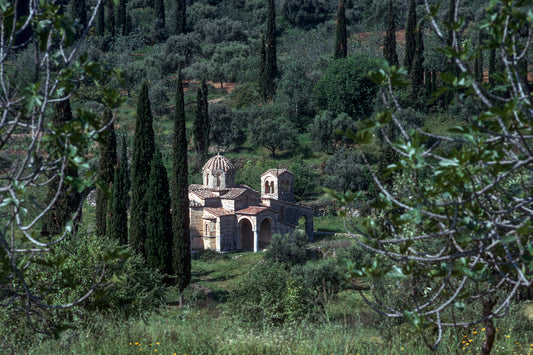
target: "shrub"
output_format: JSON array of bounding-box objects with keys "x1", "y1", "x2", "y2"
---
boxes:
[
  {"x1": 226, "y1": 262, "x2": 312, "y2": 326},
  {"x1": 264, "y1": 231, "x2": 313, "y2": 265}
]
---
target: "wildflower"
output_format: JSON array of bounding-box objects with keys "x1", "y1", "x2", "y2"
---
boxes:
[
  {"x1": 135, "y1": 342, "x2": 139, "y2": 345},
  {"x1": 462, "y1": 348, "x2": 465, "y2": 350},
  {"x1": 462, "y1": 341, "x2": 466, "y2": 344},
  {"x1": 506, "y1": 335, "x2": 511, "y2": 338},
  {"x1": 155, "y1": 350, "x2": 157, "y2": 352},
  {"x1": 401, "y1": 348, "x2": 404, "y2": 351},
  {"x1": 129, "y1": 343, "x2": 132, "y2": 346},
  {"x1": 481, "y1": 328, "x2": 486, "y2": 331},
  {"x1": 156, "y1": 342, "x2": 160, "y2": 345},
  {"x1": 473, "y1": 331, "x2": 477, "y2": 334}
]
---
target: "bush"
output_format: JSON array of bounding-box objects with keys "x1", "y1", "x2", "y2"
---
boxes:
[
  {"x1": 323, "y1": 147, "x2": 373, "y2": 193},
  {"x1": 226, "y1": 262, "x2": 312, "y2": 326},
  {"x1": 264, "y1": 231, "x2": 313, "y2": 265},
  {"x1": 290, "y1": 258, "x2": 345, "y2": 302},
  {"x1": 0, "y1": 233, "x2": 165, "y2": 351}
]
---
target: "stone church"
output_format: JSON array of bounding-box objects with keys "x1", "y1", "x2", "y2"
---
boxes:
[{"x1": 189, "y1": 154, "x2": 314, "y2": 252}]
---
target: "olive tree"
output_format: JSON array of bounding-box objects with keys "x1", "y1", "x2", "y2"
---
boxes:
[
  {"x1": 0, "y1": 0, "x2": 122, "y2": 335},
  {"x1": 333, "y1": 1, "x2": 533, "y2": 353}
]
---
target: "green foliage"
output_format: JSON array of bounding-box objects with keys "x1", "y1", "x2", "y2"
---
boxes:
[
  {"x1": 249, "y1": 113, "x2": 298, "y2": 158},
  {"x1": 193, "y1": 81, "x2": 210, "y2": 158},
  {"x1": 235, "y1": 159, "x2": 274, "y2": 191},
  {"x1": 145, "y1": 148, "x2": 173, "y2": 274},
  {"x1": 0, "y1": 233, "x2": 164, "y2": 351},
  {"x1": 260, "y1": 0, "x2": 277, "y2": 101},
  {"x1": 382, "y1": 0, "x2": 398, "y2": 66},
  {"x1": 280, "y1": 0, "x2": 332, "y2": 30},
  {"x1": 227, "y1": 262, "x2": 311, "y2": 326},
  {"x1": 264, "y1": 231, "x2": 311, "y2": 265},
  {"x1": 403, "y1": 0, "x2": 417, "y2": 73},
  {"x1": 323, "y1": 147, "x2": 373, "y2": 193},
  {"x1": 174, "y1": 0, "x2": 186, "y2": 34},
  {"x1": 107, "y1": 136, "x2": 130, "y2": 245},
  {"x1": 309, "y1": 111, "x2": 357, "y2": 154},
  {"x1": 170, "y1": 70, "x2": 191, "y2": 294},
  {"x1": 130, "y1": 82, "x2": 155, "y2": 257},
  {"x1": 314, "y1": 55, "x2": 380, "y2": 120},
  {"x1": 95, "y1": 109, "x2": 117, "y2": 237},
  {"x1": 154, "y1": 34, "x2": 201, "y2": 75},
  {"x1": 338, "y1": 1, "x2": 533, "y2": 350},
  {"x1": 334, "y1": 0, "x2": 347, "y2": 60},
  {"x1": 288, "y1": 160, "x2": 319, "y2": 197},
  {"x1": 41, "y1": 99, "x2": 82, "y2": 237},
  {"x1": 209, "y1": 103, "x2": 245, "y2": 151}
]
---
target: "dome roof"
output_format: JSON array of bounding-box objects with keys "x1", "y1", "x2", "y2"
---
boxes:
[{"x1": 202, "y1": 154, "x2": 234, "y2": 174}]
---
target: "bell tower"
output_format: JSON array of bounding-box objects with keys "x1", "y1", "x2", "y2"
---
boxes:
[{"x1": 260, "y1": 168, "x2": 294, "y2": 202}]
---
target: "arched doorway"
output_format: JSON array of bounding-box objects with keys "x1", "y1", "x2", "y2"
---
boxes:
[
  {"x1": 239, "y1": 219, "x2": 254, "y2": 251},
  {"x1": 258, "y1": 218, "x2": 272, "y2": 250}
]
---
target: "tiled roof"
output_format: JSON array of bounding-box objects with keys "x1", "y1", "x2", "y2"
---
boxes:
[
  {"x1": 189, "y1": 184, "x2": 218, "y2": 199},
  {"x1": 202, "y1": 154, "x2": 234, "y2": 173},
  {"x1": 236, "y1": 206, "x2": 270, "y2": 215},
  {"x1": 220, "y1": 186, "x2": 257, "y2": 199},
  {"x1": 204, "y1": 207, "x2": 233, "y2": 217},
  {"x1": 261, "y1": 168, "x2": 292, "y2": 177}
]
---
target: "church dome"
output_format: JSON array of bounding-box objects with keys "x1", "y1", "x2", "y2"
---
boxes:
[{"x1": 202, "y1": 154, "x2": 235, "y2": 189}]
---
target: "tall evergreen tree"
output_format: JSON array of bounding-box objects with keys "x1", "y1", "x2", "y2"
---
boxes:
[
  {"x1": 41, "y1": 100, "x2": 82, "y2": 237},
  {"x1": 154, "y1": 0, "x2": 165, "y2": 27},
  {"x1": 130, "y1": 82, "x2": 155, "y2": 257},
  {"x1": 334, "y1": 0, "x2": 347, "y2": 60},
  {"x1": 106, "y1": 2, "x2": 116, "y2": 37},
  {"x1": 95, "y1": 108, "x2": 117, "y2": 237},
  {"x1": 145, "y1": 148, "x2": 173, "y2": 273},
  {"x1": 404, "y1": 0, "x2": 417, "y2": 73},
  {"x1": 260, "y1": 0, "x2": 277, "y2": 100},
  {"x1": 108, "y1": 136, "x2": 130, "y2": 245},
  {"x1": 193, "y1": 81, "x2": 209, "y2": 159},
  {"x1": 175, "y1": 0, "x2": 186, "y2": 34},
  {"x1": 171, "y1": 69, "x2": 191, "y2": 305},
  {"x1": 97, "y1": 2, "x2": 105, "y2": 36},
  {"x1": 117, "y1": 0, "x2": 127, "y2": 36},
  {"x1": 71, "y1": 0, "x2": 87, "y2": 32},
  {"x1": 383, "y1": 0, "x2": 399, "y2": 66},
  {"x1": 411, "y1": 24, "x2": 425, "y2": 97}
]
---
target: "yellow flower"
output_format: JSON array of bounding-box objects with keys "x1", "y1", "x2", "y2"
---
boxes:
[
  {"x1": 473, "y1": 331, "x2": 477, "y2": 334},
  {"x1": 154, "y1": 350, "x2": 157, "y2": 352},
  {"x1": 506, "y1": 335, "x2": 511, "y2": 338},
  {"x1": 129, "y1": 343, "x2": 132, "y2": 346},
  {"x1": 156, "y1": 342, "x2": 160, "y2": 345},
  {"x1": 462, "y1": 341, "x2": 466, "y2": 344},
  {"x1": 135, "y1": 342, "x2": 139, "y2": 345},
  {"x1": 481, "y1": 328, "x2": 486, "y2": 331},
  {"x1": 462, "y1": 348, "x2": 465, "y2": 350},
  {"x1": 401, "y1": 348, "x2": 404, "y2": 351}
]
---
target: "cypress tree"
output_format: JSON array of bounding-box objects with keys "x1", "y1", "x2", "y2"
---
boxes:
[
  {"x1": 72, "y1": 0, "x2": 87, "y2": 32},
  {"x1": 175, "y1": 0, "x2": 187, "y2": 35},
  {"x1": 145, "y1": 148, "x2": 173, "y2": 273},
  {"x1": 474, "y1": 28, "x2": 484, "y2": 82},
  {"x1": 108, "y1": 135, "x2": 130, "y2": 245},
  {"x1": 404, "y1": 0, "x2": 417, "y2": 73},
  {"x1": 130, "y1": 82, "x2": 155, "y2": 257},
  {"x1": 171, "y1": 69, "x2": 191, "y2": 305},
  {"x1": 334, "y1": 0, "x2": 347, "y2": 60},
  {"x1": 97, "y1": 2, "x2": 105, "y2": 36},
  {"x1": 261, "y1": 0, "x2": 277, "y2": 101},
  {"x1": 193, "y1": 81, "x2": 209, "y2": 159},
  {"x1": 383, "y1": 0, "x2": 399, "y2": 66},
  {"x1": 117, "y1": 0, "x2": 127, "y2": 36},
  {"x1": 411, "y1": 24, "x2": 425, "y2": 97},
  {"x1": 95, "y1": 108, "x2": 117, "y2": 237},
  {"x1": 106, "y1": 2, "x2": 116, "y2": 37},
  {"x1": 41, "y1": 99, "x2": 82, "y2": 237},
  {"x1": 154, "y1": 0, "x2": 165, "y2": 27}
]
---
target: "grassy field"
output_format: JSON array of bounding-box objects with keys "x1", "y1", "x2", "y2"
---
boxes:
[{"x1": 28, "y1": 235, "x2": 533, "y2": 355}]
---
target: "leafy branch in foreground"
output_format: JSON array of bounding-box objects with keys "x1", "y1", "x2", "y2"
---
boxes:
[
  {"x1": 332, "y1": 1, "x2": 533, "y2": 353},
  {"x1": 1, "y1": 0, "x2": 123, "y2": 337}
]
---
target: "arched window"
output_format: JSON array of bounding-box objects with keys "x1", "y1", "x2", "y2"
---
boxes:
[
  {"x1": 270, "y1": 181, "x2": 275, "y2": 194},
  {"x1": 206, "y1": 173, "x2": 210, "y2": 186},
  {"x1": 205, "y1": 223, "x2": 209, "y2": 236},
  {"x1": 216, "y1": 173, "x2": 220, "y2": 187},
  {"x1": 265, "y1": 181, "x2": 270, "y2": 194}
]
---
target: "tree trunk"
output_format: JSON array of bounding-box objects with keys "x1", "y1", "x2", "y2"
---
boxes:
[
  {"x1": 481, "y1": 297, "x2": 496, "y2": 355},
  {"x1": 179, "y1": 292, "x2": 184, "y2": 307}
]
